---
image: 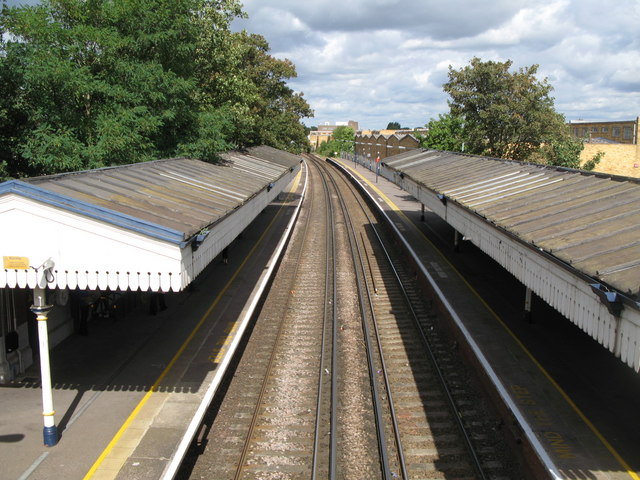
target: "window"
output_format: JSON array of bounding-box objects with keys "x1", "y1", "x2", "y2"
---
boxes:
[
  {"x1": 613, "y1": 127, "x2": 620, "y2": 137},
  {"x1": 623, "y1": 127, "x2": 632, "y2": 140},
  {"x1": 601, "y1": 126, "x2": 608, "y2": 133},
  {"x1": 591, "y1": 127, "x2": 598, "y2": 133},
  {"x1": 573, "y1": 128, "x2": 579, "y2": 136}
]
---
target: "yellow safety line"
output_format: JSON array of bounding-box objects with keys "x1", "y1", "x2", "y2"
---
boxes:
[
  {"x1": 83, "y1": 171, "x2": 302, "y2": 479},
  {"x1": 344, "y1": 161, "x2": 639, "y2": 480}
]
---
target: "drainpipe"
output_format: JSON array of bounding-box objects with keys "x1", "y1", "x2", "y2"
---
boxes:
[{"x1": 31, "y1": 259, "x2": 57, "y2": 447}]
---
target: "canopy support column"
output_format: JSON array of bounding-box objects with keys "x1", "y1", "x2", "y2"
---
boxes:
[{"x1": 524, "y1": 287, "x2": 533, "y2": 323}]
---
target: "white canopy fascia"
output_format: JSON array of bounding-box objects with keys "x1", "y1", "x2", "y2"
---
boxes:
[{"x1": 1, "y1": 193, "x2": 185, "y2": 292}]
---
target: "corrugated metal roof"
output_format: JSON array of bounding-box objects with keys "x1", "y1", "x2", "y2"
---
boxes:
[
  {"x1": 15, "y1": 146, "x2": 300, "y2": 244},
  {"x1": 384, "y1": 149, "x2": 640, "y2": 300}
]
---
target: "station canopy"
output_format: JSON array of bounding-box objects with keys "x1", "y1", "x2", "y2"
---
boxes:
[
  {"x1": 383, "y1": 149, "x2": 640, "y2": 305},
  {"x1": 0, "y1": 146, "x2": 301, "y2": 292}
]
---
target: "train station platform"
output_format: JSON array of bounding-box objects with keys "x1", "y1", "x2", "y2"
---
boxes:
[
  {"x1": 2, "y1": 155, "x2": 638, "y2": 480},
  {"x1": 331, "y1": 156, "x2": 639, "y2": 480},
  {"x1": 0, "y1": 171, "x2": 305, "y2": 480}
]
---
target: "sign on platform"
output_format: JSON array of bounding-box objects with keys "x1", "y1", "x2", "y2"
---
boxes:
[{"x1": 3, "y1": 256, "x2": 30, "y2": 269}]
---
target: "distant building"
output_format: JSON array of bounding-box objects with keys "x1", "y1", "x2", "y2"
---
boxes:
[
  {"x1": 309, "y1": 120, "x2": 359, "y2": 149},
  {"x1": 359, "y1": 128, "x2": 428, "y2": 137},
  {"x1": 568, "y1": 118, "x2": 638, "y2": 144},
  {"x1": 354, "y1": 132, "x2": 421, "y2": 161},
  {"x1": 317, "y1": 120, "x2": 359, "y2": 132}
]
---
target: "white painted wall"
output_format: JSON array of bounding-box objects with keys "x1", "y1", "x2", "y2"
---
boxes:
[{"x1": 1, "y1": 194, "x2": 185, "y2": 292}]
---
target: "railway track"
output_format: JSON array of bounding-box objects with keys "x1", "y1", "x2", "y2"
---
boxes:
[{"x1": 179, "y1": 155, "x2": 520, "y2": 479}]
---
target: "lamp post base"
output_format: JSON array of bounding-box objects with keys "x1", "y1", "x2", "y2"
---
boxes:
[{"x1": 43, "y1": 425, "x2": 58, "y2": 447}]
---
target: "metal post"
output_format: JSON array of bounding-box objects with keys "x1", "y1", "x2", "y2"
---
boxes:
[
  {"x1": 421, "y1": 204, "x2": 425, "y2": 222},
  {"x1": 31, "y1": 285, "x2": 57, "y2": 446},
  {"x1": 454, "y1": 230, "x2": 460, "y2": 252},
  {"x1": 524, "y1": 287, "x2": 533, "y2": 323}
]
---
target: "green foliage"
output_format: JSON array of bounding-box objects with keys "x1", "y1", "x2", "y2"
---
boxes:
[
  {"x1": 418, "y1": 113, "x2": 465, "y2": 152},
  {"x1": 178, "y1": 107, "x2": 237, "y2": 162},
  {"x1": 333, "y1": 126, "x2": 354, "y2": 145},
  {"x1": 19, "y1": 125, "x2": 85, "y2": 172},
  {"x1": 316, "y1": 126, "x2": 354, "y2": 156},
  {"x1": 386, "y1": 121, "x2": 401, "y2": 130},
  {"x1": 0, "y1": 0, "x2": 312, "y2": 180},
  {"x1": 582, "y1": 150, "x2": 604, "y2": 171},
  {"x1": 316, "y1": 139, "x2": 343, "y2": 157},
  {"x1": 536, "y1": 133, "x2": 583, "y2": 169},
  {"x1": 190, "y1": 26, "x2": 313, "y2": 154},
  {"x1": 88, "y1": 106, "x2": 162, "y2": 166},
  {"x1": 443, "y1": 57, "x2": 570, "y2": 163},
  {"x1": 536, "y1": 134, "x2": 604, "y2": 171}
]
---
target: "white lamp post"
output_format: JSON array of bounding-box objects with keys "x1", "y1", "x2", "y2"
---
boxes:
[{"x1": 31, "y1": 259, "x2": 58, "y2": 447}]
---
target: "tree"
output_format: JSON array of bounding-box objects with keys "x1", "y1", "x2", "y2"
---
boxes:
[
  {"x1": 316, "y1": 139, "x2": 342, "y2": 157},
  {"x1": 193, "y1": 27, "x2": 312, "y2": 153},
  {"x1": 316, "y1": 126, "x2": 354, "y2": 157},
  {"x1": 443, "y1": 57, "x2": 570, "y2": 163},
  {"x1": 0, "y1": 7, "x2": 26, "y2": 179},
  {"x1": 230, "y1": 32, "x2": 312, "y2": 152},
  {"x1": 417, "y1": 113, "x2": 465, "y2": 152},
  {"x1": 386, "y1": 121, "x2": 401, "y2": 130},
  {"x1": 1, "y1": 0, "x2": 205, "y2": 177},
  {"x1": 332, "y1": 125, "x2": 354, "y2": 153},
  {"x1": 0, "y1": 0, "x2": 312, "y2": 180}
]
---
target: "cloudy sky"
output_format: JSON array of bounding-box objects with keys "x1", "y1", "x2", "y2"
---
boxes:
[
  {"x1": 232, "y1": 0, "x2": 640, "y2": 130},
  {"x1": 5, "y1": 0, "x2": 639, "y2": 130}
]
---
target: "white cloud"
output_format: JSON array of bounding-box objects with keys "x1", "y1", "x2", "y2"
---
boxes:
[
  {"x1": 471, "y1": 1, "x2": 570, "y2": 47},
  {"x1": 233, "y1": 0, "x2": 640, "y2": 129}
]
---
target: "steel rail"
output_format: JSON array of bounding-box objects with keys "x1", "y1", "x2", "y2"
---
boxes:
[
  {"x1": 325, "y1": 159, "x2": 408, "y2": 479},
  {"x1": 232, "y1": 164, "x2": 318, "y2": 480},
  {"x1": 320, "y1": 159, "x2": 393, "y2": 479},
  {"x1": 336, "y1": 159, "x2": 488, "y2": 480},
  {"x1": 358, "y1": 242, "x2": 409, "y2": 480},
  {"x1": 310, "y1": 158, "x2": 338, "y2": 480}
]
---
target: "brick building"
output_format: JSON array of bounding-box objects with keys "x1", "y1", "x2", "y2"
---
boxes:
[
  {"x1": 569, "y1": 118, "x2": 638, "y2": 144},
  {"x1": 354, "y1": 132, "x2": 420, "y2": 161}
]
